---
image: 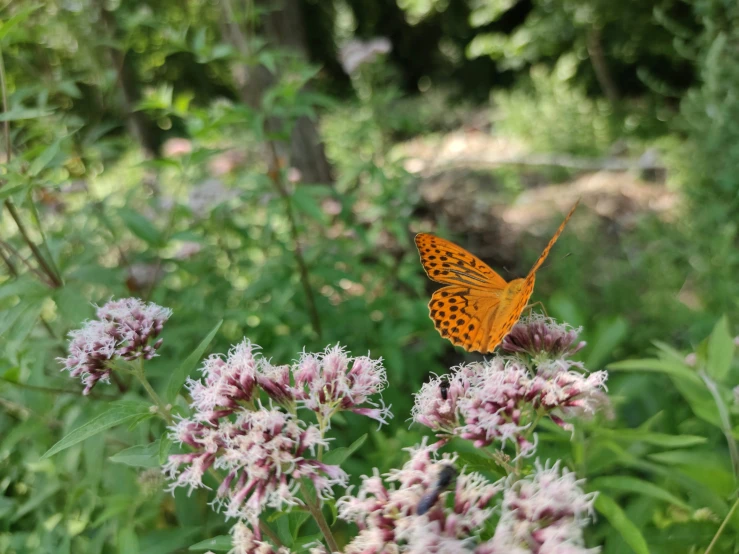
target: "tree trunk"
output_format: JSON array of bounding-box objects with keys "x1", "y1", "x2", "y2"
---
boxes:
[{"x1": 225, "y1": 0, "x2": 334, "y2": 185}]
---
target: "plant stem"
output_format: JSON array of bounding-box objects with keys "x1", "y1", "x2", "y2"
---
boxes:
[
  {"x1": 300, "y1": 481, "x2": 339, "y2": 553},
  {"x1": 0, "y1": 45, "x2": 63, "y2": 288},
  {"x1": 132, "y1": 359, "x2": 172, "y2": 424},
  {"x1": 0, "y1": 377, "x2": 118, "y2": 400},
  {"x1": 705, "y1": 494, "x2": 739, "y2": 554},
  {"x1": 700, "y1": 370, "x2": 739, "y2": 481},
  {"x1": 266, "y1": 139, "x2": 322, "y2": 338}
]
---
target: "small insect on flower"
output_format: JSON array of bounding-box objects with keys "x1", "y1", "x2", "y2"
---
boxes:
[
  {"x1": 416, "y1": 464, "x2": 457, "y2": 515},
  {"x1": 439, "y1": 375, "x2": 450, "y2": 401}
]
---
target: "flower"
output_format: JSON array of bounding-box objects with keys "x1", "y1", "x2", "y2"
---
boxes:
[
  {"x1": 164, "y1": 406, "x2": 347, "y2": 524},
  {"x1": 174, "y1": 241, "x2": 203, "y2": 260},
  {"x1": 336, "y1": 441, "x2": 500, "y2": 553},
  {"x1": 229, "y1": 521, "x2": 292, "y2": 554},
  {"x1": 293, "y1": 344, "x2": 391, "y2": 426},
  {"x1": 59, "y1": 298, "x2": 171, "y2": 394},
  {"x1": 339, "y1": 37, "x2": 392, "y2": 75},
  {"x1": 501, "y1": 314, "x2": 585, "y2": 360},
  {"x1": 481, "y1": 461, "x2": 599, "y2": 554},
  {"x1": 413, "y1": 355, "x2": 608, "y2": 453},
  {"x1": 162, "y1": 137, "x2": 193, "y2": 158}
]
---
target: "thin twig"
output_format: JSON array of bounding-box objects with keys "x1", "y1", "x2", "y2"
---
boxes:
[
  {"x1": 0, "y1": 45, "x2": 63, "y2": 287},
  {"x1": 266, "y1": 140, "x2": 322, "y2": 338},
  {"x1": 705, "y1": 494, "x2": 739, "y2": 554},
  {"x1": 0, "y1": 243, "x2": 18, "y2": 276},
  {"x1": 0, "y1": 239, "x2": 55, "y2": 286},
  {"x1": 300, "y1": 481, "x2": 339, "y2": 552}
]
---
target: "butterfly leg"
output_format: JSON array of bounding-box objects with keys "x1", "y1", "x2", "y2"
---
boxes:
[{"x1": 525, "y1": 301, "x2": 548, "y2": 317}]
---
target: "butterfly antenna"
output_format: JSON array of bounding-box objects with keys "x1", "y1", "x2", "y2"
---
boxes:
[{"x1": 538, "y1": 252, "x2": 573, "y2": 272}]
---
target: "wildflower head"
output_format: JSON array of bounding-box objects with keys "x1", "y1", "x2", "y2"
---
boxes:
[
  {"x1": 339, "y1": 37, "x2": 392, "y2": 75},
  {"x1": 229, "y1": 521, "x2": 292, "y2": 554},
  {"x1": 58, "y1": 297, "x2": 171, "y2": 394},
  {"x1": 293, "y1": 345, "x2": 391, "y2": 426},
  {"x1": 336, "y1": 440, "x2": 500, "y2": 553},
  {"x1": 484, "y1": 461, "x2": 599, "y2": 554},
  {"x1": 501, "y1": 314, "x2": 586, "y2": 360},
  {"x1": 413, "y1": 357, "x2": 609, "y2": 454},
  {"x1": 164, "y1": 406, "x2": 347, "y2": 524}
]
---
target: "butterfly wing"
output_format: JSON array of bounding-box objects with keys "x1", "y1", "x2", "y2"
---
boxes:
[
  {"x1": 476, "y1": 199, "x2": 581, "y2": 351},
  {"x1": 429, "y1": 285, "x2": 504, "y2": 352},
  {"x1": 415, "y1": 233, "x2": 507, "y2": 290}
]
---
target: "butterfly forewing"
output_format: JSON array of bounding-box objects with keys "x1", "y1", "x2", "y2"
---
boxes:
[{"x1": 415, "y1": 233, "x2": 507, "y2": 290}]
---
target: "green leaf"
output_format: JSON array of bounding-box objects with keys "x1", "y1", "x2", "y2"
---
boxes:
[
  {"x1": 594, "y1": 493, "x2": 650, "y2": 554},
  {"x1": 707, "y1": 315, "x2": 734, "y2": 382},
  {"x1": 0, "y1": 108, "x2": 54, "y2": 121},
  {"x1": 291, "y1": 187, "x2": 326, "y2": 223},
  {"x1": 119, "y1": 207, "x2": 163, "y2": 246},
  {"x1": 189, "y1": 535, "x2": 232, "y2": 551},
  {"x1": 109, "y1": 441, "x2": 161, "y2": 468},
  {"x1": 159, "y1": 434, "x2": 173, "y2": 464},
  {"x1": 596, "y1": 429, "x2": 707, "y2": 448},
  {"x1": 41, "y1": 402, "x2": 148, "y2": 459},
  {"x1": 165, "y1": 319, "x2": 223, "y2": 402},
  {"x1": 590, "y1": 476, "x2": 691, "y2": 511},
  {"x1": 28, "y1": 139, "x2": 62, "y2": 176},
  {"x1": 118, "y1": 526, "x2": 139, "y2": 554},
  {"x1": 0, "y1": 5, "x2": 42, "y2": 41},
  {"x1": 323, "y1": 434, "x2": 368, "y2": 465},
  {"x1": 608, "y1": 358, "x2": 702, "y2": 385},
  {"x1": 586, "y1": 316, "x2": 628, "y2": 369}
]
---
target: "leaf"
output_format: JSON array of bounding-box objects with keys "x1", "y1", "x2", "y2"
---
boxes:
[
  {"x1": 109, "y1": 441, "x2": 161, "y2": 468},
  {"x1": 0, "y1": 5, "x2": 42, "y2": 41},
  {"x1": 28, "y1": 139, "x2": 62, "y2": 176},
  {"x1": 707, "y1": 315, "x2": 734, "y2": 382},
  {"x1": 586, "y1": 316, "x2": 628, "y2": 369},
  {"x1": 41, "y1": 402, "x2": 148, "y2": 459},
  {"x1": 323, "y1": 434, "x2": 368, "y2": 465},
  {"x1": 118, "y1": 526, "x2": 139, "y2": 554},
  {"x1": 608, "y1": 358, "x2": 702, "y2": 385},
  {"x1": 597, "y1": 429, "x2": 707, "y2": 448},
  {"x1": 594, "y1": 494, "x2": 650, "y2": 554},
  {"x1": 118, "y1": 207, "x2": 163, "y2": 246},
  {"x1": 590, "y1": 476, "x2": 691, "y2": 511},
  {"x1": 0, "y1": 108, "x2": 54, "y2": 121},
  {"x1": 291, "y1": 187, "x2": 326, "y2": 223},
  {"x1": 159, "y1": 434, "x2": 173, "y2": 464},
  {"x1": 165, "y1": 319, "x2": 223, "y2": 402},
  {"x1": 189, "y1": 535, "x2": 232, "y2": 551}
]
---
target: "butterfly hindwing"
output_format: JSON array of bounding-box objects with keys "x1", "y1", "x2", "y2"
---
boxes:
[
  {"x1": 415, "y1": 233, "x2": 507, "y2": 290},
  {"x1": 429, "y1": 285, "x2": 503, "y2": 352}
]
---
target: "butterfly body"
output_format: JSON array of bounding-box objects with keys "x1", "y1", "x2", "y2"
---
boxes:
[{"x1": 415, "y1": 201, "x2": 578, "y2": 353}]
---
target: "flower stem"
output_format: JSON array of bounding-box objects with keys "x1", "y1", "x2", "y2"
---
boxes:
[
  {"x1": 699, "y1": 370, "x2": 739, "y2": 481},
  {"x1": 705, "y1": 494, "x2": 739, "y2": 554},
  {"x1": 300, "y1": 481, "x2": 339, "y2": 553},
  {"x1": 132, "y1": 359, "x2": 172, "y2": 424}
]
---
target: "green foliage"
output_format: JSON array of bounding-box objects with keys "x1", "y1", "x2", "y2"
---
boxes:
[{"x1": 492, "y1": 58, "x2": 618, "y2": 155}]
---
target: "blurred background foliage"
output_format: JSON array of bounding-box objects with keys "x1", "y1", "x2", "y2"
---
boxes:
[{"x1": 1, "y1": 0, "x2": 739, "y2": 552}]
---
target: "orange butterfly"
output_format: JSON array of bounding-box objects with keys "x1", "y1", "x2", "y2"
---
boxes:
[{"x1": 415, "y1": 200, "x2": 579, "y2": 353}]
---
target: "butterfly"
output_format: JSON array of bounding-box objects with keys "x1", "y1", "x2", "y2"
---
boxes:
[{"x1": 415, "y1": 200, "x2": 579, "y2": 353}]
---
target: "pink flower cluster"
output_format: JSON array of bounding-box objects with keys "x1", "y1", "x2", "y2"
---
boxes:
[
  {"x1": 481, "y1": 462, "x2": 599, "y2": 554},
  {"x1": 59, "y1": 297, "x2": 171, "y2": 394},
  {"x1": 334, "y1": 441, "x2": 500, "y2": 554},
  {"x1": 226, "y1": 522, "x2": 292, "y2": 554},
  {"x1": 413, "y1": 318, "x2": 608, "y2": 453},
  {"x1": 186, "y1": 341, "x2": 390, "y2": 426},
  {"x1": 164, "y1": 340, "x2": 389, "y2": 524},
  {"x1": 501, "y1": 314, "x2": 586, "y2": 359}
]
